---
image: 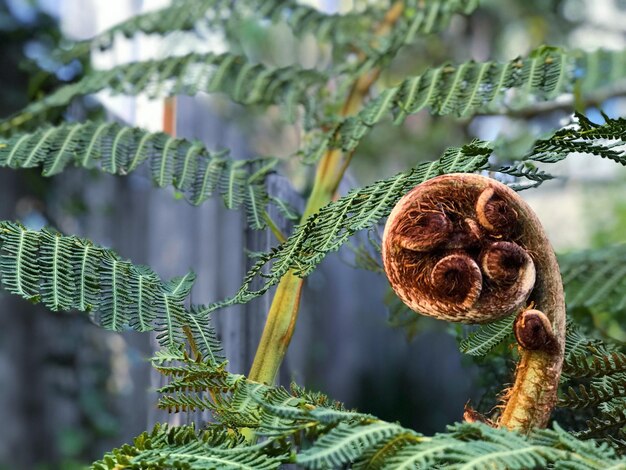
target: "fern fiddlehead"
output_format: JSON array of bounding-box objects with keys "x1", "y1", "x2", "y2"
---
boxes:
[{"x1": 382, "y1": 174, "x2": 566, "y2": 432}]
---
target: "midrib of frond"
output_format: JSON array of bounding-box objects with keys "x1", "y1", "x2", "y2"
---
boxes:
[
  {"x1": 50, "y1": 234, "x2": 61, "y2": 309},
  {"x1": 23, "y1": 127, "x2": 55, "y2": 168},
  {"x1": 15, "y1": 227, "x2": 29, "y2": 297},
  {"x1": 4, "y1": 134, "x2": 29, "y2": 167},
  {"x1": 45, "y1": 124, "x2": 82, "y2": 176},
  {"x1": 77, "y1": 244, "x2": 91, "y2": 311},
  {"x1": 110, "y1": 259, "x2": 122, "y2": 329},
  {"x1": 82, "y1": 122, "x2": 110, "y2": 167}
]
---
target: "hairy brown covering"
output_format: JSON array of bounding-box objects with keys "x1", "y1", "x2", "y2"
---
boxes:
[
  {"x1": 382, "y1": 173, "x2": 566, "y2": 432},
  {"x1": 383, "y1": 175, "x2": 535, "y2": 323}
]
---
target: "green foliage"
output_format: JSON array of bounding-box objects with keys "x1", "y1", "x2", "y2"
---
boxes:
[
  {"x1": 92, "y1": 422, "x2": 285, "y2": 469},
  {"x1": 560, "y1": 243, "x2": 626, "y2": 317},
  {"x1": 6, "y1": 0, "x2": 626, "y2": 468},
  {"x1": 459, "y1": 316, "x2": 515, "y2": 356},
  {"x1": 0, "y1": 222, "x2": 222, "y2": 362},
  {"x1": 205, "y1": 113, "x2": 626, "y2": 314},
  {"x1": 54, "y1": 0, "x2": 478, "y2": 66},
  {"x1": 304, "y1": 48, "x2": 626, "y2": 162},
  {"x1": 0, "y1": 121, "x2": 278, "y2": 228},
  {"x1": 201, "y1": 143, "x2": 491, "y2": 313},
  {"x1": 0, "y1": 52, "x2": 328, "y2": 133},
  {"x1": 98, "y1": 349, "x2": 625, "y2": 469}
]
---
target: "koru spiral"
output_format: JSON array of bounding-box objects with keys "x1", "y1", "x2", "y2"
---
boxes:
[{"x1": 382, "y1": 173, "x2": 566, "y2": 431}]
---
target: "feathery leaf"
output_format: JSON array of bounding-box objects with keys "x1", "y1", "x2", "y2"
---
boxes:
[{"x1": 0, "y1": 121, "x2": 279, "y2": 229}]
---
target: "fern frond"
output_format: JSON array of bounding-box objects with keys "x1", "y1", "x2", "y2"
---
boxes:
[
  {"x1": 296, "y1": 421, "x2": 411, "y2": 469},
  {"x1": 0, "y1": 222, "x2": 222, "y2": 362},
  {"x1": 565, "y1": 351, "x2": 626, "y2": 378},
  {"x1": 305, "y1": 47, "x2": 626, "y2": 162},
  {"x1": 459, "y1": 315, "x2": 515, "y2": 356},
  {"x1": 0, "y1": 121, "x2": 278, "y2": 229},
  {"x1": 578, "y1": 408, "x2": 626, "y2": 441},
  {"x1": 560, "y1": 375, "x2": 626, "y2": 409},
  {"x1": 92, "y1": 423, "x2": 284, "y2": 470},
  {"x1": 55, "y1": 0, "x2": 477, "y2": 66},
  {"x1": 200, "y1": 142, "x2": 491, "y2": 313},
  {"x1": 559, "y1": 243, "x2": 626, "y2": 316},
  {"x1": 1, "y1": 52, "x2": 327, "y2": 133}
]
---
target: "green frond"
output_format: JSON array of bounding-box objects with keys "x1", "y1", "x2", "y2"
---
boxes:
[
  {"x1": 55, "y1": 0, "x2": 477, "y2": 66},
  {"x1": 379, "y1": 422, "x2": 622, "y2": 469},
  {"x1": 0, "y1": 222, "x2": 222, "y2": 362},
  {"x1": 201, "y1": 142, "x2": 491, "y2": 313},
  {"x1": 565, "y1": 351, "x2": 626, "y2": 378},
  {"x1": 459, "y1": 315, "x2": 515, "y2": 356},
  {"x1": 296, "y1": 421, "x2": 411, "y2": 469},
  {"x1": 1, "y1": 52, "x2": 327, "y2": 133},
  {"x1": 305, "y1": 47, "x2": 626, "y2": 162},
  {"x1": 559, "y1": 243, "x2": 626, "y2": 317},
  {"x1": 0, "y1": 121, "x2": 279, "y2": 229},
  {"x1": 91, "y1": 423, "x2": 284, "y2": 470}
]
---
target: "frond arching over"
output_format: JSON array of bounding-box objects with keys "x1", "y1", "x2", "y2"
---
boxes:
[
  {"x1": 304, "y1": 48, "x2": 626, "y2": 162},
  {"x1": 0, "y1": 222, "x2": 222, "y2": 362},
  {"x1": 201, "y1": 143, "x2": 492, "y2": 313},
  {"x1": 54, "y1": 0, "x2": 478, "y2": 65},
  {"x1": 202, "y1": 112, "x2": 626, "y2": 313},
  {"x1": 0, "y1": 121, "x2": 278, "y2": 229},
  {"x1": 0, "y1": 52, "x2": 327, "y2": 134}
]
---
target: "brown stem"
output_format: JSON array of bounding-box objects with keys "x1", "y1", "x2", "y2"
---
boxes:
[{"x1": 382, "y1": 174, "x2": 565, "y2": 432}]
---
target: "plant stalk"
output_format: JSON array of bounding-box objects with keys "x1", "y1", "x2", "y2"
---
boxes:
[{"x1": 248, "y1": 2, "x2": 405, "y2": 385}]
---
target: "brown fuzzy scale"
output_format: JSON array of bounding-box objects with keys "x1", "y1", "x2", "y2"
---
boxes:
[{"x1": 382, "y1": 174, "x2": 565, "y2": 433}]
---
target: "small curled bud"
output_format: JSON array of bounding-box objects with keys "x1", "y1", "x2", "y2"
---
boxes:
[
  {"x1": 480, "y1": 241, "x2": 535, "y2": 285},
  {"x1": 395, "y1": 211, "x2": 452, "y2": 251},
  {"x1": 476, "y1": 188, "x2": 519, "y2": 236},
  {"x1": 514, "y1": 309, "x2": 559, "y2": 354},
  {"x1": 430, "y1": 253, "x2": 482, "y2": 310}
]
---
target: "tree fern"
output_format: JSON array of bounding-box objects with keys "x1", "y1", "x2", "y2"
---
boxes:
[
  {"x1": 0, "y1": 222, "x2": 222, "y2": 362},
  {"x1": 304, "y1": 47, "x2": 626, "y2": 162},
  {"x1": 0, "y1": 121, "x2": 278, "y2": 229},
  {"x1": 0, "y1": 52, "x2": 328, "y2": 134}
]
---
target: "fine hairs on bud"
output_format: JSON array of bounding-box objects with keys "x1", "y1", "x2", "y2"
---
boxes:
[{"x1": 382, "y1": 174, "x2": 566, "y2": 432}]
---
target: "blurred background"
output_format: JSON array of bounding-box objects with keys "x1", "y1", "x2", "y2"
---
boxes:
[{"x1": 1, "y1": 0, "x2": 626, "y2": 467}]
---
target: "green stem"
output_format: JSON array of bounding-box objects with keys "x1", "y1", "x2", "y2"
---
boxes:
[{"x1": 248, "y1": 2, "x2": 406, "y2": 386}]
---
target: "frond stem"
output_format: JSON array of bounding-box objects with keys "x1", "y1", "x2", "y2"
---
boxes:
[{"x1": 248, "y1": 1, "x2": 406, "y2": 386}]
